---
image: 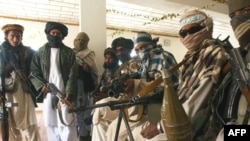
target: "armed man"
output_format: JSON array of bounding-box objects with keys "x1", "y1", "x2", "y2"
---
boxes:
[
  {"x1": 91, "y1": 37, "x2": 142, "y2": 141},
  {"x1": 0, "y1": 24, "x2": 41, "y2": 141},
  {"x1": 29, "y1": 21, "x2": 77, "y2": 141},
  {"x1": 216, "y1": 0, "x2": 250, "y2": 140},
  {"x1": 111, "y1": 31, "x2": 179, "y2": 141}
]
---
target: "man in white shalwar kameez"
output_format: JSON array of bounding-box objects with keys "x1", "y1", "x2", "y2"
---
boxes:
[
  {"x1": 30, "y1": 21, "x2": 78, "y2": 141},
  {"x1": 0, "y1": 24, "x2": 41, "y2": 141}
]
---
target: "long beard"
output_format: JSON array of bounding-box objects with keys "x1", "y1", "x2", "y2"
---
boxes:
[
  {"x1": 46, "y1": 34, "x2": 63, "y2": 47},
  {"x1": 117, "y1": 54, "x2": 131, "y2": 63},
  {"x1": 103, "y1": 62, "x2": 118, "y2": 69}
]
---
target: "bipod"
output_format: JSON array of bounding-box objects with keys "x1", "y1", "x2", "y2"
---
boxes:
[
  {"x1": 109, "y1": 94, "x2": 162, "y2": 141},
  {"x1": 68, "y1": 91, "x2": 163, "y2": 141},
  {"x1": 113, "y1": 104, "x2": 134, "y2": 141}
]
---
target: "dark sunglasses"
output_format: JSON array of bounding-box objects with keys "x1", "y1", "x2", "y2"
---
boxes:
[{"x1": 179, "y1": 25, "x2": 205, "y2": 38}]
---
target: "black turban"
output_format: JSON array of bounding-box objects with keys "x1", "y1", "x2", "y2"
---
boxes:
[
  {"x1": 228, "y1": 0, "x2": 250, "y2": 16},
  {"x1": 111, "y1": 37, "x2": 134, "y2": 51},
  {"x1": 44, "y1": 21, "x2": 68, "y2": 37}
]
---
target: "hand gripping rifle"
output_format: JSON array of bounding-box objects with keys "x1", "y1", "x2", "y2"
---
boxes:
[
  {"x1": 100, "y1": 72, "x2": 140, "y2": 98},
  {"x1": 217, "y1": 36, "x2": 250, "y2": 124},
  {"x1": 29, "y1": 72, "x2": 73, "y2": 109}
]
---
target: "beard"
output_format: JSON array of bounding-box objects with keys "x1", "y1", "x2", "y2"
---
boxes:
[
  {"x1": 117, "y1": 54, "x2": 131, "y2": 63},
  {"x1": 103, "y1": 62, "x2": 118, "y2": 69}
]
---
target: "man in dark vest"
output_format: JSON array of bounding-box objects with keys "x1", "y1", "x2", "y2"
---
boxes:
[
  {"x1": 0, "y1": 24, "x2": 41, "y2": 141},
  {"x1": 216, "y1": 1, "x2": 250, "y2": 140},
  {"x1": 30, "y1": 21, "x2": 77, "y2": 141}
]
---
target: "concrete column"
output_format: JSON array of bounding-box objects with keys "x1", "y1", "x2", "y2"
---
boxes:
[{"x1": 79, "y1": 0, "x2": 106, "y2": 75}]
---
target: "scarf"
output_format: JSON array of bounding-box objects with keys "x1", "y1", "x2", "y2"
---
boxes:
[
  {"x1": 46, "y1": 34, "x2": 63, "y2": 47},
  {"x1": 180, "y1": 16, "x2": 213, "y2": 52},
  {"x1": 178, "y1": 39, "x2": 226, "y2": 102},
  {"x1": 139, "y1": 46, "x2": 178, "y2": 83}
]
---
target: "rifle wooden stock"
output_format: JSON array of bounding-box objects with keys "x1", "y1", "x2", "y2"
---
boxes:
[
  {"x1": 57, "y1": 97, "x2": 74, "y2": 109},
  {"x1": 241, "y1": 85, "x2": 250, "y2": 124},
  {"x1": 29, "y1": 73, "x2": 73, "y2": 109},
  {"x1": 1, "y1": 117, "x2": 9, "y2": 141},
  {"x1": 242, "y1": 85, "x2": 250, "y2": 106},
  {"x1": 0, "y1": 95, "x2": 9, "y2": 141},
  {"x1": 161, "y1": 69, "x2": 191, "y2": 141}
]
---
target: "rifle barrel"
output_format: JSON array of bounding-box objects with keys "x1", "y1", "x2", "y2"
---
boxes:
[{"x1": 68, "y1": 93, "x2": 161, "y2": 113}]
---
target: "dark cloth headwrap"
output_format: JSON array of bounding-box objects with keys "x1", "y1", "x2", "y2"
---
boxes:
[
  {"x1": 228, "y1": 0, "x2": 250, "y2": 16},
  {"x1": 230, "y1": 13, "x2": 250, "y2": 49},
  {"x1": 103, "y1": 47, "x2": 119, "y2": 68},
  {"x1": 104, "y1": 47, "x2": 117, "y2": 59},
  {"x1": 44, "y1": 21, "x2": 68, "y2": 37},
  {"x1": 111, "y1": 37, "x2": 134, "y2": 51},
  {"x1": 134, "y1": 31, "x2": 156, "y2": 48}
]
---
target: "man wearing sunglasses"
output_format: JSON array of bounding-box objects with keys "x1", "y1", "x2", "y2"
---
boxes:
[
  {"x1": 216, "y1": 0, "x2": 250, "y2": 140},
  {"x1": 141, "y1": 10, "x2": 228, "y2": 141}
]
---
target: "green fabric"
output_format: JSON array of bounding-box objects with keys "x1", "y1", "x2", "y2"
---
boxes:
[{"x1": 30, "y1": 43, "x2": 77, "y2": 99}]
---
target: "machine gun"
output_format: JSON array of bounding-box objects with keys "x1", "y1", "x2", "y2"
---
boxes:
[
  {"x1": 69, "y1": 87, "x2": 162, "y2": 113},
  {"x1": 100, "y1": 72, "x2": 140, "y2": 98},
  {"x1": 217, "y1": 36, "x2": 250, "y2": 124},
  {"x1": 29, "y1": 72, "x2": 73, "y2": 109},
  {"x1": 69, "y1": 89, "x2": 162, "y2": 141}
]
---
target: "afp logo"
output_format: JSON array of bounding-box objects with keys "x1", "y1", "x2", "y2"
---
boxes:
[{"x1": 224, "y1": 125, "x2": 250, "y2": 140}]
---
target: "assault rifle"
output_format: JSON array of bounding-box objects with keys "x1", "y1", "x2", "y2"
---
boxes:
[
  {"x1": 0, "y1": 69, "x2": 9, "y2": 141},
  {"x1": 100, "y1": 72, "x2": 140, "y2": 98},
  {"x1": 0, "y1": 50, "x2": 17, "y2": 141},
  {"x1": 218, "y1": 36, "x2": 250, "y2": 124},
  {"x1": 29, "y1": 72, "x2": 73, "y2": 109}
]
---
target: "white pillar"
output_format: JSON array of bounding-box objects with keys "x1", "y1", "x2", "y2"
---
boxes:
[{"x1": 79, "y1": 0, "x2": 106, "y2": 75}]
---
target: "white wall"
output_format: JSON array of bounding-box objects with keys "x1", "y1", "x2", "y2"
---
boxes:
[
  {"x1": 0, "y1": 17, "x2": 239, "y2": 66},
  {"x1": 0, "y1": 18, "x2": 79, "y2": 50},
  {"x1": 107, "y1": 29, "x2": 187, "y2": 62}
]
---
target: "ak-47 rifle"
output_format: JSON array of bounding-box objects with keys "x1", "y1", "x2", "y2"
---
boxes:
[
  {"x1": 0, "y1": 50, "x2": 9, "y2": 141},
  {"x1": 218, "y1": 36, "x2": 250, "y2": 124},
  {"x1": 29, "y1": 72, "x2": 73, "y2": 109},
  {"x1": 0, "y1": 50, "x2": 17, "y2": 141}
]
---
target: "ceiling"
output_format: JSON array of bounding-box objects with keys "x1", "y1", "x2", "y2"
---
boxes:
[{"x1": 0, "y1": 0, "x2": 233, "y2": 39}]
